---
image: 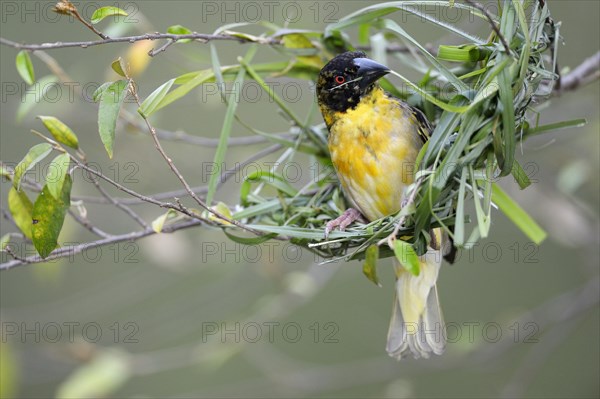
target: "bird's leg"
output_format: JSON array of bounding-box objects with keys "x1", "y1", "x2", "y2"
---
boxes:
[{"x1": 324, "y1": 208, "x2": 362, "y2": 239}]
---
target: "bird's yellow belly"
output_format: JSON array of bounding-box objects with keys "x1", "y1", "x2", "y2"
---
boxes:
[{"x1": 328, "y1": 99, "x2": 422, "y2": 221}]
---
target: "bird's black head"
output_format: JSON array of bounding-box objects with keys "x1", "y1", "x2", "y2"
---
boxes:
[{"x1": 317, "y1": 51, "x2": 390, "y2": 113}]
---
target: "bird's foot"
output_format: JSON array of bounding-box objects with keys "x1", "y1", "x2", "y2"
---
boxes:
[{"x1": 324, "y1": 208, "x2": 362, "y2": 239}]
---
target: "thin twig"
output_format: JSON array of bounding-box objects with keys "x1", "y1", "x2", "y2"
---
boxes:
[
  {"x1": 126, "y1": 76, "x2": 263, "y2": 235},
  {"x1": 67, "y1": 209, "x2": 112, "y2": 238},
  {"x1": 148, "y1": 39, "x2": 175, "y2": 57},
  {"x1": 87, "y1": 173, "x2": 150, "y2": 229},
  {"x1": 0, "y1": 33, "x2": 277, "y2": 52},
  {"x1": 69, "y1": 7, "x2": 108, "y2": 40},
  {"x1": 464, "y1": 0, "x2": 512, "y2": 55},
  {"x1": 72, "y1": 143, "x2": 283, "y2": 205},
  {"x1": 0, "y1": 219, "x2": 202, "y2": 270}
]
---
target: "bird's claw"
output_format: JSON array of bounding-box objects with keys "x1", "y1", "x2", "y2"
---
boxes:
[{"x1": 324, "y1": 208, "x2": 362, "y2": 239}]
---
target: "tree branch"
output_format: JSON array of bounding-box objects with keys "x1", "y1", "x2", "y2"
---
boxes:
[
  {"x1": 1, "y1": 219, "x2": 202, "y2": 270},
  {"x1": 0, "y1": 33, "x2": 278, "y2": 52},
  {"x1": 556, "y1": 51, "x2": 600, "y2": 94}
]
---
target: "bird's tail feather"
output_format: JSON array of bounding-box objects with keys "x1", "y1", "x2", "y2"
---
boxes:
[{"x1": 386, "y1": 248, "x2": 445, "y2": 360}]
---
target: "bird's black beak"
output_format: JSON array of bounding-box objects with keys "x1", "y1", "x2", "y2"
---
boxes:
[{"x1": 354, "y1": 58, "x2": 390, "y2": 89}]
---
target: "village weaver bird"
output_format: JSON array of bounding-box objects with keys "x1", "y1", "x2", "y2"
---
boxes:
[{"x1": 317, "y1": 51, "x2": 453, "y2": 359}]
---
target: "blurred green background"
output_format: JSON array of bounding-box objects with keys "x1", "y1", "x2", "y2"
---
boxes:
[{"x1": 1, "y1": 1, "x2": 598, "y2": 398}]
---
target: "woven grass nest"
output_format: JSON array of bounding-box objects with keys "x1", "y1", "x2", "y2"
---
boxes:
[{"x1": 223, "y1": 1, "x2": 565, "y2": 267}]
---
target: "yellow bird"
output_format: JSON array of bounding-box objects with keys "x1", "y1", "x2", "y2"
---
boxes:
[{"x1": 317, "y1": 51, "x2": 452, "y2": 359}]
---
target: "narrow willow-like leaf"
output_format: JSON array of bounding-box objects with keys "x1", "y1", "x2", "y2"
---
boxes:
[
  {"x1": 470, "y1": 166, "x2": 490, "y2": 238},
  {"x1": 363, "y1": 244, "x2": 381, "y2": 286},
  {"x1": 525, "y1": 118, "x2": 587, "y2": 136},
  {"x1": 13, "y1": 143, "x2": 53, "y2": 191},
  {"x1": 98, "y1": 80, "x2": 128, "y2": 158},
  {"x1": 32, "y1": 175, "x2": 72, "y2": 258},
  {"x1": 138, "y1": 79, "x2": 175, "y2": 117},
  {"x1": 380, "y1": 19, "x2": 468, "y2": 92},
  {"x1": 454, "y1": 167, "x2": 468, "y2": 246},
  {"x1": 8, "y1": 187, "x2": 34, "y2": 240},
  {"x1": 223, "y1": 231, "x2": 278, "y2": 245},
  {"x1": 245, "y1": 224, "x2": 366, "y2": 240},
  {"x1": 16, "y1": 51, "x2": 35, "y2": 85},
  {"x1": 393, "y1": 240, "x2": 420, "y2": 276},
  {"x1": 38, "y1": 116, "x2": 79, "y2": 149},
  {"x1": 205, "y1": 47, "x2": 257, "y2": 207},
  {"x1": 240, "y1": 171, "x2": 298, "y2": 206},
  {"x1": 511, "y1": 160, "x2": 532, "y2": 189},
  {"x1": 90, "y1": 6, "x2": 128, "y2": 24},
  {"x1": 46, "y1": 153, "x2": 70, "y2": 199},
  {"x1": 491, "y1": 183, "x2": 547, "y2": 244},
  {"x1": 497, "y1": 60, "x2": 517, "y2": 176}
]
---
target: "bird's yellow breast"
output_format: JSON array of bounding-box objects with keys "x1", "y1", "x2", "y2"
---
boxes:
[{"x1": 326, "y1": 88, "x2": 423, "y2": 221}]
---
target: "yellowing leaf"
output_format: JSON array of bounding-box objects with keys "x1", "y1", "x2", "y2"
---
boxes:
[
  {"x1": 111, "y1": 57, "x2": 127, "y2": 77},
  {"x1": 8, "y1": 187, "x2": 34, "y2": 240},
  {"x1": 208, "y1": 202, "x2": 233, "y2": 225},
  {"x1": 151, "y1": 209, "x2": 177, "y2": 233},
  {"x1": 38, "y1": 116, "x2": 79, "y2": 149},
  {"x1": 362, "y1": 244, "x2": 381, "y2": 286}
]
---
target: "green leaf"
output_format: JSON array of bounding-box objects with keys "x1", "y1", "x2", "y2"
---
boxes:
[
  {"x1": 437, "y1": 44, "x2": 491, "y2": 62},
  {"x1": 525, "y1": 118, "x2": 587, "y2": 136},
  {"x1": 111, "y1": 57, "x2": 127, "y2": 77},
  {"x1": 46, "y1": 153, "x2": 71, "y2": 199},
  {"x1": 497, "y1": 57, "x2": 516, "y2": 176},
  {"x1": 362, "y1": 244, "x2": 381, "y2": 287},
  {"x1": 98, "y1": 80, "x2": 128, "y2": 158},
  {"x1": 240, "y1": 171, "x2": 298, "y2": 206},
  {"x1": 205, "y1": 47, "x2": 256, "y2": 207},
  {"x1": 454, "y1": 167, "x2": 468, "y2": 246},
  {"x1": 167, "y1": 24, "x2": 193, "y2": 43},
  {"x1": 38, "y1": 116, "x2": 79, "y2": 149},
  {"x1": 151, "y1": 209, "x2": 177, "y2": 233},
  {"x1": 90, "y1": 6, "x2": 128, "y2": 24},
  {"x1": 56, "y1": 349, "x2": 131, "y2": 399},
  {"x1": 137, "y1": 79, "x2": 175, "y2": 118},
  {"x1": 511, "y1": 160, "x2": 531, "y2": 189},
  {"x1": 17, "y1": 75, "x2": 58, "y2": 122},
  {"x1": 13, "y1": 143, "x2": 53, "y2": 191},
  {"x1": 223, "y1": 231, "x2": 278, "y2": 245},
  {"x1": 8, "y1": 187, "x2": 34, "y2": 240},
  {"x1": 491, "y1": 183, "x2": 547, "y2": 244},
  {"x1": 16, "y1": 50, "x2": 35, "y2": 85},
  {"x1": 32, "y1": 175, "x2": 72, "y2": 258},
  {"x1": 393, "y1": 240, "x2": 420, "y2": 276},
  {"x1": 93, "y1": 82, "x2": 112, "y2": 102}
]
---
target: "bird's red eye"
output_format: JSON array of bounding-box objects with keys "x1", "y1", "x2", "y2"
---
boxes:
[{"x1": 335, "y1": 75, "x2": 345, "y2": 84}]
